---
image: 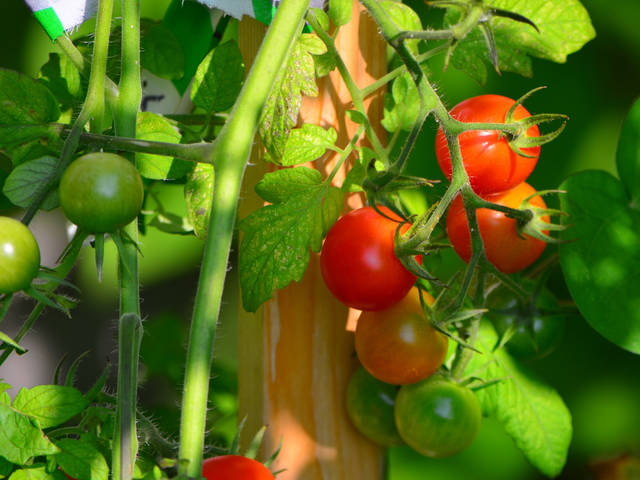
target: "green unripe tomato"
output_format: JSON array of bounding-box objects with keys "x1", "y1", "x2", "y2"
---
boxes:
[
  {"x1": 59, "y1": 152, "x2": 144, "y2": 233},
  {"x1": 346, "y1": 366, "x2": 404, "y2": 446},
  {"x1": 0, "y1": 217, "x2": 40, "y2": 294},
  {"x1": 395, "y1": 376, "x2": 481, "y2": 458},
  {"x1": 488, "y1": 286, "x2": 565, "y2": 360}
]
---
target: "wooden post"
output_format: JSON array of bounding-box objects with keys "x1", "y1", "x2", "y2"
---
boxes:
[{"x1": 237, "y1": 3, "x2": 387, "y2": 478}]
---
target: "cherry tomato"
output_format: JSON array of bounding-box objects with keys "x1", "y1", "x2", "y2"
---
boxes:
[
  {"x1": 395, "y1": 375, "x2": 482, "y2": 458},
  {"x1": 435, "y1": 95, "x2": 540, "y2": 195},
  {"x1": 446, "y1": 182, "x2": 548, "y2": 274},
  {"x1": 202, "y1": 456, "x2": 274, "y2": 480},
  {"x1": 0, "y1": 216, "x2": 40, "y2": 294},
  {"x1": 355, "y1": 288, "x2": 447, "y2": 385},
  {"x1": 320, "y1": 206, "x2": 417, "y2": 311},
  {"x1": 59, "y1": 152, "x2": 144, "y2": 233},
  {"x1": 488, "y1": 284, "x2": 565, "y2": 360},
  {"x1": 346, "y1": 366, "x2": 404, "y2": 446}
]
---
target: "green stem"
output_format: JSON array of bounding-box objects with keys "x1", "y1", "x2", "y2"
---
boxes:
[
  {"x1": 112, "y1": 0, "x2": 142, "y2": 479},
  {"x1": 177, "y1": 0, "x2": 311, "y2": 476},
  {"x1": 22, "y1": 0, "x2": 114, "y2": 225}
]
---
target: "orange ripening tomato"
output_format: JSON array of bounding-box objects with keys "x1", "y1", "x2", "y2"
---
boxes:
[
  {"x1": 446, "y1": 182, "x2": 549, "y2": 274},
  {"x1": 355, "y1": 288, "x2": 448, "y2": 385}
]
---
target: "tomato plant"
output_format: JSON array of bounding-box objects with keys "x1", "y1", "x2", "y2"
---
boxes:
[
  {"x1": 202, "y1": 456, "x2": 274, "y2": 480},
  {"x1": 320, "y1": 206, "x2": 417, "y2": 311},
  {"x1": 488, "y1": 285, "x2": 566, "y2": 360},
  {"x1": 58, "y1": 152, "x2": 144, "y2": 233},
  {"x1": 435, "y1": 95, "x2": 540, "y2": 195},
  {"x1": 354, "y1": 288, "x2": 447, "y2": 385},
  {"x1": 346, "y1": 366, "x2": 403, "y2": 446},
  {"x1": 0, "y1": 216, "x2": 40, "y2": 294},
  {"x1": 394, "y1": 375, "x2": 482, "y2": 458},
  {"x1": 446, "y1": 182, "x2": 549, "y2": 273}
]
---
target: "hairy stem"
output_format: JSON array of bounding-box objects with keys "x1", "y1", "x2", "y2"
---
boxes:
[{"x1": 177, "y1": 0, "x2": 312, "y2": 476}]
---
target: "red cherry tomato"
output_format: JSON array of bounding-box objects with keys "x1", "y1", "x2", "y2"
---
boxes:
[
  {"x1": 320, "y1": 206, "x2": 417, "y2": 311},
  {"x1": 435, "y1": 95, "x2": 540, "y2": 195},
  {"x1": 446, "y1": 182, "x2": 549, "y2": 274},
  {"x1": 355, "y1": 288, "x2": 448, "y2": 385},
  {"x1": 202, "y1": 456, "x2": 274, "y2": 480}
]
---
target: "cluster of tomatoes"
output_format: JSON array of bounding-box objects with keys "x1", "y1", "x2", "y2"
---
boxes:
[
  {"x1": 318, "y1": 94, "x2": 555, "y2": 457},
  {"x1": 320, "y1": 207, "x2": 482, "y2": 457},
  {"x1": 437, "y1": 94, "x2": 550, "y2": 274}
]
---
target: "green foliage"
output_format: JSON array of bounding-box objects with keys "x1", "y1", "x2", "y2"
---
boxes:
[
  {"x1": 329, "y1": 0, "x2": 352, "y2": 27},
  {"x1": 616, "y1": 97, "x2": 640, "y2": 205},
  {"x1": 0, "y1": 404, "x2": 59, "y2": 464},
  {"x1": 184, "y1": 162, "x2": 214, "y2": 239},
  {"x1": 276, "y1": 123, "x2": 338, "y2": 166},
  {"x1": 3, "y1": 156, "x2": 58, "y2": 210},
  {"x1": 239, "y1": 167, "x2": 343, "y2": 312},
  {"x1": 191, "y1": 40, "x2": 244, "y2": 113},
  {"x1": 468, "y1": 322, "x2": 572, "y2": 477},
  {"x1": 381, "y1": 0, "x2": 422, "y2": 53},
  {"x1": 140, "y1": 20, "x2": 185, "y2": 81},
  {"x1": 13, "y1": 385, "x2": 87, "y2": 429},
  {"x1": 38, "y1": 53, "x2": 83, "y2": 110},
  {"x1": 8, "y1": 466, "x2": 65, "y2": 480},
  {"x1": 445, "y1": 0, "x2": 596, "y2": 84},
  {"x1": 54, "y1": 439, "x2": 109, "y2": 480},
  {"x1": 135, "y1": 112, "x2": 189, "y2": 180},
  {"x1": 259, "y1": 34, "x2": 322, "y2": 160},
  {"x1": 382, "y1": 72, "x2": 436, "y2": 133},
  {"x1": 0, "y1": 69, "x2": 59, "y2": 124}
]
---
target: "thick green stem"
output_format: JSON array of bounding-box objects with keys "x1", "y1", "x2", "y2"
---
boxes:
[
  {"x1": 177, "y1": 0, "x2": 311, "y2": 476},
  {"x1": 22, "y1": 0, "x2": 114, "y2": 225},
  {"x1": 112, "y1": 0, "x2": 142, "y2": 479}
]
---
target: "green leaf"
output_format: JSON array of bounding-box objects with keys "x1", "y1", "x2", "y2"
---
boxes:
[
  {"x1": 381, "y1": 1, "x2": 422, "y2": 54},
  {"x1": 140, "y1": 20, "x2": 185, "y2": 81},
  {"x1": 191, "y1": 40, "x2": 244, "y2": 113},
  {"x1": 259, "y1": 36, "x2": 319, "y2": 160},
  {"x1": 559, "y1": 170, "x2": 640, "y2": 354},
  {"x1": 0, "y1": 331, "x2": 26, "y2": 354},
  {"x1": 381, "y1": 72, "x2": 436, "y2": 133},
  {"x1": 13, "y1": 385, "x2": 88, "y2": 429},
  {"x1": 135, "y1": 112, "x2": 189, "y2": 180},
  {"x1": 0, "y1": 404, "x2": 59, "y2": 464},
  {"x1": 0, "y1": 456, "x2": 12, "y2": 479},
  {"x1": 277, "y1": 124, "x2": 337, "y2": 166},
  {"x1": 445, "y1": 0, "x2": 596, "y2": 84},
  {"x1": 298, "y1": 34, "x2": 327, "y2": 56},
  {"x1": 2, "y1": 156, "x2": 59, "y2": 210},
  {"x1": 329, "y1": 0, "x2": 352, "y2": 27},
  {"x1": 342, "y1": 157, "x2": 366, "y2": 193},
  {"x1": 0, "y1": 69, "x2": 60, "y2": 124},
  {"x1": 38, "y1": 53, "x2": 83, "y2": 109},
  {"x1": 616, "y1": 97, "x2": 640, "y2": 206},
  {"x1": 184, "y1": 162, "x2": 214, "y2": 239},
  {"x1": 54, "y1": 439, "x2": 108, "y2": 480},
  {"x1": 468, "y1": 322, "x2": 571, "y2": 477},
  {"x1": 239, "y1": 167, "x2": 343, "y2": 312},
  {"x1": 8, "y1": 466, "x2": 64, "y2": 480},
  {"x1": 0, "y1": 125, "x2": 59, "y2": 151}
]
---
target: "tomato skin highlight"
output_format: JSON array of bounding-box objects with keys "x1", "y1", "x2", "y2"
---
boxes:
[
  {"x1": 202, "y1": 456, "x2": 274, "y2": 480},
  {"x1": 346, "y1": 366, "x2": 404, "y2": 446},
  {"x1": 0, "y1": 217, "x2": 40, "y2": 294},
  {"x1": 435, "y1": 95, "x2": 540, "y2": 195},
  {"x1": 355, "y1": 288, "x2": 447, "y2": 385},
  {"x1": 446, "y1": 182, "x2": 548, "y2": 274},
  {"x1": 395, "y1": 375, "x2": 482, "y2": 458},
  {"x1": 320, "y1": 206, "x2": 417, "y2": 311},
  {"x1": 59, "y1": 152, "x2": 144, "y2": 233}
]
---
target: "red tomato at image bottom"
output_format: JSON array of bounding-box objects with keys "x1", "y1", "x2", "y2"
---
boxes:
[
  {"x1": 202, "y1": 456, "x2": 274, "y2": 480},
  {"x1": 446, "y1": 182, "x2": 549, "y2": 274},
  {"x1": 320, "y1": 206, "x2": 417, "y2": 311}
]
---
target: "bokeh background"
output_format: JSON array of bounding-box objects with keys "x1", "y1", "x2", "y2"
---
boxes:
[{"x1": 0, "y1": 0, "x2": 639, "y2": 478}]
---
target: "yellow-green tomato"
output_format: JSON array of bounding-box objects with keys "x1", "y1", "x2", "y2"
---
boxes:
[
  {"x1": 395, "y1": 375, "x2": 481, "y2": 458},
  {"x1": 59, "y1": 153, "x2": 144, "y2": 233},
  {"x1": 0, "y1": 217, "x2": 40, "y2": 294},
  {"x1": 346, "y1": 366, "x2": 404, "y2": 446}
]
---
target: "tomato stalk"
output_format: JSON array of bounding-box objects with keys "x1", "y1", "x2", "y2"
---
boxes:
[
  {"x1": 111, "y1": 0, "x2": 143, "y2": 479},
  {"x1": 177, "y1": 1, "x2": 311, "y2": 476},
  {"x1": 22, "y1": 0, "x2": 114, "y2": 225}
]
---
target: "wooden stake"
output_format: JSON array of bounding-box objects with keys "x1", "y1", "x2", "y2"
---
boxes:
[{"x1": 238, "y1": 3, "x2": 387, "y2": 478}]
